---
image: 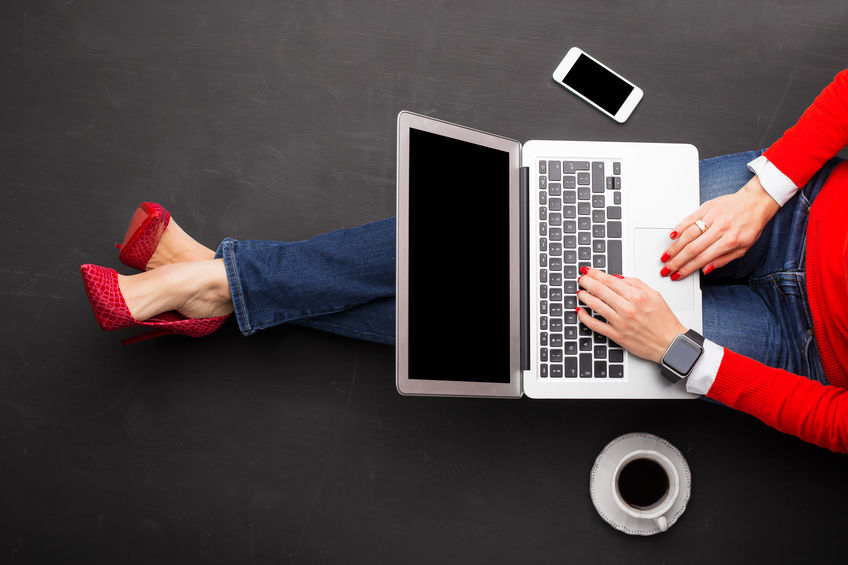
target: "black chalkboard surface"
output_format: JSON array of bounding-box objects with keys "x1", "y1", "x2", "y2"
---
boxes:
[{"x1": 1, "y1": 1, "x2": 846, "y2": 563}]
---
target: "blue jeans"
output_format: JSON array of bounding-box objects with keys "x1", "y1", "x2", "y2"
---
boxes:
[{"x1": 215, "y1": 151, "x2": 840, "y2": 382}]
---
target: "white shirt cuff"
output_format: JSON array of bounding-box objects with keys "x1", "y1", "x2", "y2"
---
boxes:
[
  {"x1": 685, "y1": 339, "x2": 724, "y2": 396},
  {"x1": 747, "y1": 155, "x2": 798, "y2": 207}
]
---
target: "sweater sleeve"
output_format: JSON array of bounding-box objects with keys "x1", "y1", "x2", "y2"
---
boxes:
[
  {"x1": 707, "y1": 349, "x2": 848, "y2": 453},
  {"x1": 763, "y1": 69, "x2": 848, "y2": 187}
]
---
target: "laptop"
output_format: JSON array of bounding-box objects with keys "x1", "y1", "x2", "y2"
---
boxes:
[{"x1": 395, "y1": 111, "x2": 701, "y2": 399}]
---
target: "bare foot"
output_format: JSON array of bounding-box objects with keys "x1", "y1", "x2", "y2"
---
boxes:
[
  {"x1": 119, "y1": 260, "x2": 234, "y2": 321},
  {"x1": 145, "y1": 218, "x2": 216, "y2": 270}
]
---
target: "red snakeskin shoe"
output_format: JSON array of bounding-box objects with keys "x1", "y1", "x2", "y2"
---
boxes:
[
  {"x1": 116, "y1": 202, "x2": 170, "y2": 271},
  {"x1": 80, "y1": 263, "x2": 229, "y2": 345}
]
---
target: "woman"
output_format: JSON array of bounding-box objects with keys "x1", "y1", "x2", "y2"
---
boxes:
[{"x1": 81, "y1": 70, "x2": 848, "y2": 452}]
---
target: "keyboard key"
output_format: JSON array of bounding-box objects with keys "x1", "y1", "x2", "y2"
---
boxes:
[
  {"x1": 539, "y1": 206, "x2": 547, "y2": 220},
  {"x1": 540, "y1": 252, "x2": 547, "y2": 267},
  {"x1": 607, "y1": 206, "x2": 622, "y2": 219},
  {"x1": 549, "y1": 213, "x2": 562, "y2": 226},
  {"x1": 579, "y1": 338, "x2": 592, "y2": 351},
  {"x1": 578, "y1": 247, "x2": 591, "y2": 261},
  {"x1": 549, "y1": 258, "x2": 562, "y2": 271},
  {"x1": 563, "y1": 280, "x2": 577, "y2": 294},
  {"x1": 540, "y1": 176, "x2": 547, "y2": 190},
  {"x1": 593, "y1": 332, "x2": 607, "y2": 344},
  {"x1": 563, "y1": 265, "x2": 577, "y2": 278},
  {"x1": 548, "y1": 160, "x2": 561, "y2": 181},
  {"x1": 540, "y1": 300, "x2": 548, "y2": 315},
  {"x1": 578, "y1": 201, "x2": 591, "y2": 216},
  {"x1": 592, "y1": 240, "x2": 606, "y2": 254},
  {"x1": 592, "y1": 162, "x2": 604, "y2": 193},
  {"x1": 540, "y1": 316, "x2": 548, "y2": 330},
  {"x1": 608, "y1": 240, "x2": 622, "y2": 275},
  {"x1": 550, "y1": 333, "x2": 563, "y2": 347},
  {"x1": 563, "y1": 220, "x2": 576, "y2": 233},
  {"x1": 540, "y1": 238, "x2": 547, "y2": 252},
  {"x1": 549, "y1": 242, "x2": 562, "y2": 256},
  {"x1": 540, "y1": 331, "x2": 548, "y2": 346},
  {"x1": 577, "y1": 231, "x2": 591, "y2": 246},
  {"x1": 594, "y1": 345, "x2": 606, "y2": 359},
  {"x1": 550, "y1": 288, "x2": 563, "y2": 301},
  {"x1": 550, "y1": 273, "x2": 562, "y2": 286},
  {"x1": 563, "y1": 189, "x2": 576, "y2": 204},
  {"x1": 613, "y1": 177, "x2": 621, "y2": 190},
  {"x1": 577, "y1": 186, "x2": 590, "y2": 200},
  {"x1": 540, "y1": 348, "x2": 548, "y2": 362},
  {"x1": 565, "y1": 358, "x2": 578, "y2": 378},
  {"x1": 606, "y1": 176, "x2": 614, "y2": 190},
  {"x1": 594, "y1": 361, "x2": 608, "y2": 378},
  {"x1": 563, "y1": 295, "x2": 577, "y2": 309},
  {"x1": 579, "y1": 353, "x2": 593, "y2": 378},
  {"x1": 563, "y1": 175, "x2": 576, "y2": 188},
  {"x1": 539, "y1": 191, "x2": 547, "y2": 205},
  {"x1": 577, "y1": 172, "x2": 590, "y2": 185},
  {"x1": 614, "y1": 191, "x2": 621, "y2": 205},
  {"x1": 592, "y1": 255, "x2": 606, "y2": 268},
  {"x1": 563, "y1": 235, "x2": 576, "y2": 248},
  {"x1": 609, "y1": 348, "x2": 624, "y2": 363},
  {"x1": 550, "y1": 318, "x2": 563, "y2": 332},
  {"x1": 610, "y1": 364, "x2": 624, "y2": 378},
  {"x1": 539, "y1": 160, "x2": 547, "y2": 174},
  {"x1": 613, "y1": 162, "x2": 621, "y2": 175},
  {"x1": 548, "y1": 182, "x2": 562, "y2": 196},
  {"x1": 551, "y1": 364, "x2": 563, "y2": 378},
  {"x1": 592, "y1": 209, "x2": 605, "y2": 223},
  {"x1": 551, "y1": 349, "x2": 563, "y2": 363},
  {"x1": 550, "y1": 303, "x2": 563, "y2": 317},
  {"x1": 592, "y1": 195, "x2": 605, "y2": 208},
  {"x1": 564, "y1": 341, "x2": 578, "y2": 355},
  {"x1": 540, "y1": 284, "x2": 548, "y2": 298},
  {"x1": 540, "y1": 222, "x2": 547, "y2": 236},
  {"x1": 608, "y1": 221, "x2": 622, "y2": 238},
  {"x1": 549, "y1": 198, "x2": 562, "y2": 212},
  {"x1": 564, "y1": 325, "x2": 578, "y2": 340},
  {"x1": 540, "y1": 363, "x2": 548, "y2": 377},
  {"x1": 579, "y1": 323, "x2": 592, "y2": 336},
  {"x1": 564, "y1": 310, "x2": 578, "y2": 324},
  {"x1": 549, "y1": 227, "x2": 562, "y2": 241},
  {"x1": 572, "y1": 161, "x2": 590, "y2": 170},
  {"x1": 540, "y1": 269, "x2": 548, "y2": 283}
]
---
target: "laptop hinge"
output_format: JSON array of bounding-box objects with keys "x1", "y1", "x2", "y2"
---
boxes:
[{"x1": 519, "y1": 165, "x2": 530, "y2": 371}]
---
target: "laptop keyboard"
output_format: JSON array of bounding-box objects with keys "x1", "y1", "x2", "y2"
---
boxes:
[{"x1": 537, "y1": 159, "x2": 625, "y2": 380}]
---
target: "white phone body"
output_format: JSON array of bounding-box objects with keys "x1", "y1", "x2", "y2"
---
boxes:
[{"x1": 552, "y1": 47, "x2": 643, "y2": 123}]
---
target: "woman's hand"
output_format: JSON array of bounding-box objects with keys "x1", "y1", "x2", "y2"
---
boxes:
[
  {"x1": 576, "y1": 268, "x2": 686, "y2": 364},
  {"x1": 660, "y1": 175, "x2": 780, "y2": 280}
]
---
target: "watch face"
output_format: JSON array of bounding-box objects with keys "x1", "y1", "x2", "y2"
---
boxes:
[{"x1": 664, "y1": 336, "x2": 702, "y2": 375}]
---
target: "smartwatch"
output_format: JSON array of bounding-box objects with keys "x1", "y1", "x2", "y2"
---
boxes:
[{"x1": 660, "y1": 329, "x2": 705, "y2": 382}]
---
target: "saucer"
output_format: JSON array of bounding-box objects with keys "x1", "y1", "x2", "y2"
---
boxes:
[{"x1": 590, "y1": 432, "x2": 691, "y2": 536}]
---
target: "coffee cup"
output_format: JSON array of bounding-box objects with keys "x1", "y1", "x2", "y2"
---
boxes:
[{"x1": 610, "y1": 449, "x2": 680, "y2": 532}]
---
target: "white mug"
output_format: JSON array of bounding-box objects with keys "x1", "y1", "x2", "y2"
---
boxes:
[{"x1": 610, "y1": 449, "x2": 680, "y2": 532}]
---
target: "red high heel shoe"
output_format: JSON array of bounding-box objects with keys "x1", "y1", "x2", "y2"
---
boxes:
[
  {"x1": 116, "y1": 202, "x2": 170, "y2": 271},
  {"x1": 80, "y1": 264, "x2": 229, "y2": 345}
]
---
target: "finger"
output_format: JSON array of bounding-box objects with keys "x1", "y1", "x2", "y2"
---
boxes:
[
  {"x1": 669, "y1": 202, "x2": 710, "y2": 242},
  {"x1": 662, "y1": 221, "x2": 722, "y2": 277},
  {"x1": 678, "y1": 247, "x2": 747, "y2": 279},
  {"x1": 578, "y1": 269, "x2": 630, "y2": 311},
  {"x1": 576, "y1": 287, "x2": 618, "y2": 323},
  {"x1": 576, "y1": 306, "x2": 621, "y2": 342}
]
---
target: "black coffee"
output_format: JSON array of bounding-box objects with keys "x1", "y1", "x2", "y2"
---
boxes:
[{"x1": 617, "y1": 458, "x2": 669, "y2": 509}]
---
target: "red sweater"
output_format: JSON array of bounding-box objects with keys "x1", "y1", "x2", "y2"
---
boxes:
[{"x1": 706, "y1": 69, "x2": 848, "y2": 453}]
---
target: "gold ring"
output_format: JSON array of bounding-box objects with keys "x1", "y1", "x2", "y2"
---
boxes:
[{"x1": 695, "y1": 219, "x2": 708, "y2": 234}]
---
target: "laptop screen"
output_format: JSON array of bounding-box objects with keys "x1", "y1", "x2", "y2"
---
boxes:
[{"x1": 408, "y1": 128, "x2": 511, "y2": 383}]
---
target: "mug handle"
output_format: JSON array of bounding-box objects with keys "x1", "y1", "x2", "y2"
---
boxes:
[{"x1": 655, "y1": 515, "x2": 668, "y2": 532}]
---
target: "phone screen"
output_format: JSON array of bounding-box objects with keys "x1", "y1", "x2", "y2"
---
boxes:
[{"x1": 562, "y1": 54, "x2": 634, "y2": 115}]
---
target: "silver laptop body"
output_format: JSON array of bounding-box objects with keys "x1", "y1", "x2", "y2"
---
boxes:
[{"x1": 396, "y1": 111, "x2": 700, "y2": 400}]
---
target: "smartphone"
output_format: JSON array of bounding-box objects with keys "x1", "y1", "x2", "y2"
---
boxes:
[{"x1": 552, "y1": 47, "x2": 643, "y2": 123}]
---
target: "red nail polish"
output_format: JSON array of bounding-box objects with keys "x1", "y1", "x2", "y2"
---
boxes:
[
  {"x1": 660, "y1": 266, "x2": 671, "y2": 277},
  {"x1": 660, "y1": 252, "x2": 670, "y2": 263},
  {"x1": 671, "y1": 272, "x2": 681, "y2": 281},
  {"x1": 580, "y1": 266, "x2": 591, "y2": 275},
  {"x1": 578, "y1": 275, "x2": 583, "y2": 283},
  {"x1": 670, "y1": 231, "x2": 678, "y2": 240},
  {"x1": 613, "y1": 274, "x2": 624, "y2": 279},
  {"x1": 703, "y1": 264, "x2": 715, "y2": 275},
  {"x1": 575, "y1": 307, "x2": 581, "y2": 313}
]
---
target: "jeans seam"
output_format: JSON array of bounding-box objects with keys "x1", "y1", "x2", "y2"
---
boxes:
[{"x1": 224, "y1": 240, "x2": 253, "y2": 335}]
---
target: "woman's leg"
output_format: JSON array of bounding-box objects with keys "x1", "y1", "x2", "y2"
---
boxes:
[
  {"x1": 214, "y1": 217, "x2": 396, "y2": 343},
  {"x1": 699, "y1": 152, "x2": 843, "y2": 382}
]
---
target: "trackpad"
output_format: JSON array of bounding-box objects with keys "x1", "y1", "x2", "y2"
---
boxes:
[{"x1": 633, "y1": 228, "x2": 694, "y2": 311}]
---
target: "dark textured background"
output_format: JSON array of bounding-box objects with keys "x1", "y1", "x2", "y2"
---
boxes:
[{"x1": 2, "y1": 1, "x2": 847, "y2": 563}]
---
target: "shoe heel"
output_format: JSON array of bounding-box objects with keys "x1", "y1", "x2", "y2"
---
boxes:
[
  {"x1": 121, "y1": 328, "x2": 174, "y2": 345},
  {"x1": 117, "y1": 202, "x2": 170, "y2": 271}
]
